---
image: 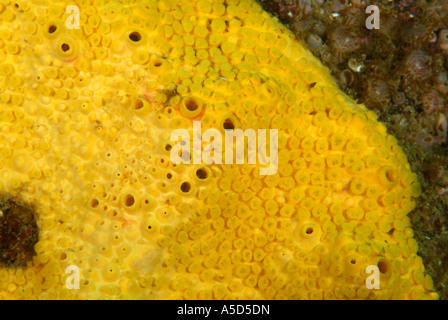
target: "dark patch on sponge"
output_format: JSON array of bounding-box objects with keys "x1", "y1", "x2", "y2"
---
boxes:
[{"x1": 0, "y1": 194, "x2": 39, "y2": 268}]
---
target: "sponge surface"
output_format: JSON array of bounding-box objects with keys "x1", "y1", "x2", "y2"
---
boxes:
[{"x1": 0, "y1": 0, "x2": 437, "y2": 299}]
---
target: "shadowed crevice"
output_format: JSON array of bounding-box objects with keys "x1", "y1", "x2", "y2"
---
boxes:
[{"x1": 0, "y1": 194, "x2": 39, "y2": 268}]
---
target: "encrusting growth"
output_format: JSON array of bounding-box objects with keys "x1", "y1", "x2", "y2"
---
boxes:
[{"x1": 0, "y1": 0, "x2": 438, "y2": 299}]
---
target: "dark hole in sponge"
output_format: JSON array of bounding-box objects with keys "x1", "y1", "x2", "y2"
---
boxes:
[
  {"x1": 180, "y1": 182, "x2": 191, "y2": 193},
  {"x1": 377, "y1": 259, "x2": 389, "y2": 274},
  {"x1": 90, "y1": 199, "x2": 99, "y2": 208},
  {"x1": 124, "y1": 194, "x2": 135, "y2": 207},
  {"x1": 134, "y1": 99, "x2": 144, "y2": 110},
  {"x1": 61, "y1": 43, "x2": 70, "y2": 52},
  {"x1": 385, "y1": 169, "x2": 397, "y2": 183},
  {"x1": 223, "y1": 118, "x2": 235, "y2": 130},
  {"x1": 305, "y1": 227, "x2": 314, "y2": 234},
  {"x1": 196, "y1": 168, "x2": 208, "y2": 180},
  {"x1": 129, "y1": 31, "x2": 141, "y2": 42},
  {"x1": 48, "y1": 25, "x2": 57, "y2": 33},
  {"x1": 0, "y1": 194, "x2": 39, "y2": 268},
  {"x1": 185, "y1": 98, "x2": 199, "y2": 111}
]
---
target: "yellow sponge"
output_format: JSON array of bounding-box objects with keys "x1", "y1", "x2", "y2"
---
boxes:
[{"x1": 0, "y1": 0, "x2": 437, "y2": 300}]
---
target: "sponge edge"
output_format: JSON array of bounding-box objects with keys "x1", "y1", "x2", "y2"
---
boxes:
[{"x1": 0, "y1": 0, "x2": 438, "y2": 300}]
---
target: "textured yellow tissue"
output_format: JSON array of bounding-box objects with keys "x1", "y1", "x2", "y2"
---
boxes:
[{"x1": 0, "y1": 0, "x2": 437, "y2": 299}]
